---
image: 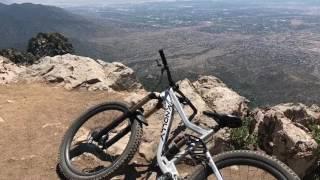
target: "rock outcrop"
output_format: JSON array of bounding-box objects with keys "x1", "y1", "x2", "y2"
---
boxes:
[
  {"x1": 251, "y1": 103, "x2": 320, "y2": 177},
  {"x1": 0, "y1": 54, "x2": 143, "y2": 92},
  {"x1": 177, "y1": 79, "x2": 214, "y2": 127},
  {"x1": 193, "y1": 76, "x2": 249, "y2": 116},
  {"x1": 0, "y1": 56, "x2": 26, "y2": 84}
]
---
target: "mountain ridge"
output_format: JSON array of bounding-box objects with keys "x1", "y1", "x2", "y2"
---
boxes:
[{"x1": 0, "y1": 2, "x2": 101, "y2": 57}]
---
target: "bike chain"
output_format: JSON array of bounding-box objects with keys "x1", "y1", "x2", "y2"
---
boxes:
[
  {"x1": 157, "y1": 172, "x2": 173, "y2": 180},
  {"x1": 185, "y1": 134, "x2": 208, "y2": 163}
]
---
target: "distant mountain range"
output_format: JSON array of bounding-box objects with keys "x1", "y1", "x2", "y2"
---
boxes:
[
  {"x1": 0, "y1": 2, "x2": 104, "y2": 57},
  {"x1": 0, "y1": 0, "x2": 10, "y2": 4}
]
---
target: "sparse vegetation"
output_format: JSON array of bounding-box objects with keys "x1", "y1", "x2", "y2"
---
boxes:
[
  {"x1": 0, "y1": 32, "x2": 74, "y2": 65},
  {"x1": 230, "y1": 117, "x2": 258, "y2": 150},
  {"x1": 303, "y1": 124, "x2": 320, "y2": 180},
  {"x1": 28, "y1": 32, "x2": 74, "y2": 58},
  {"x1": 310, "y1": 124, "x2": 320, "y2": 146},
  {"x1": 0, "y1": 48, "x2": 36, "y2": 65}
]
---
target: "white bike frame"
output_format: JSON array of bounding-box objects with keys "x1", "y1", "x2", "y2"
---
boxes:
[{"x1": 156, "y1": 87, "x2": 223, "y2": 180}]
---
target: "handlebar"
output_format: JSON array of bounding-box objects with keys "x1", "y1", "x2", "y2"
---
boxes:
[
  {"x1": 158, "y1": 49, "x2": 175, "y2": 87},
  {"x1": 158, "y1": 49, "x2": 197, "y2": 118},
  {"x1": 159, "y1": 49, "x2": 168, "y2": 66}
]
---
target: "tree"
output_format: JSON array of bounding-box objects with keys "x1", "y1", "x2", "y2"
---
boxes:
[{"x1": 27, "y1": 32, "x2": 74, "y2": 58}]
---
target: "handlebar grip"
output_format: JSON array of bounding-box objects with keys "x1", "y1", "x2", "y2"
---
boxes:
[
  {"x1": 158, "y1": 49, "x2": 175, "y2": 86},
  {"x1": 159, "y1": 49, "x2": 168, "y2": 67}
]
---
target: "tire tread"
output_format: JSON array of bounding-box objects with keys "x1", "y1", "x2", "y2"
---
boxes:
[{"x1": 189, "y1": 150, "x2": 300, "y2": 180}]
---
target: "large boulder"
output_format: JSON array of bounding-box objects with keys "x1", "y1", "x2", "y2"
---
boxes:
[
  {"x1": 98, "y1": 60, "x2": 143, "y2": 91},
  {"x1": 193, "y1": 76, "x2": 249, "y2": 116},
  {"x1": 0, "y1": 48, "x2": 37, "y2": 65},
  {"x1": 27, "y1": 32, "x2": 74, "y2": 58},
  {"x1": 22, "y1": 54, "x2": 142, "y2": 92},
  {"x1": 272, "y1": 103, "x2": 320, "y2": 127},
  {"x1": 251, "y1": 103, "x2": 320, "y2": 177},
  {"x1": 0, "y1": 56, "x2": 26, "y2": 84},
  {"x1": 177, "y1": 78, "x2": 217, "y2": 129}
]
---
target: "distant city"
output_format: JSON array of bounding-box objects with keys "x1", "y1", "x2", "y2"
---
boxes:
[{"x1": 0, "y1": 0, "x2": 320, "y2": 106}]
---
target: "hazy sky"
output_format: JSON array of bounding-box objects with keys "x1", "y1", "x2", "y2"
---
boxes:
[
  {"x1": 2, "y1": 0, "x2": 318, "y2": 7},
  {"x1": 2, "y1": 0, "x2": 178, "y2": 7}
]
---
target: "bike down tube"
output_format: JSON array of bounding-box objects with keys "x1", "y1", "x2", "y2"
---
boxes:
[{"x1": 157, "y1": 90, "x2": 179, "y2": 178}]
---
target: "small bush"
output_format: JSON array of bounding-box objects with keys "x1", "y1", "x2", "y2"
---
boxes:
[
  {"x1": 303, "y1": 124, "x2": 320, "y2": 180},
  {"x1": 0, "y1": 32, "x2": 74, "y2": 65},
  {"x1": 0, "y1": 48, "x2": 36, "y2": 65},
  {"x1": 310, "y1": 124, "x2": 320, "y2": 145},
  {"x1": 230, "y1": 117, "x2": 258, "y2": 150},
  {"x1": 27, "y1": 32, "x2": 74, "y2": 58}
]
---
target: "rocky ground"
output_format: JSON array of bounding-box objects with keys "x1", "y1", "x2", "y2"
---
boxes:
[{"x1": 1, "y1": 54, "x2": 320, "y2": 179}]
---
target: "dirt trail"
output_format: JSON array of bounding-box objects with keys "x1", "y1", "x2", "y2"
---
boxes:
[{"x1": 0, "y1": 83, "x2": 122, "y2": 180}]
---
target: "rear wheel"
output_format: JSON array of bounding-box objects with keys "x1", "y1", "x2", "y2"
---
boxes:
[
  {"x1": 58, "y1": 102, "x2": 143, "y2": 180},
  {"x1": 189, "y1": 150, "x2": 300, "y2": 180}
]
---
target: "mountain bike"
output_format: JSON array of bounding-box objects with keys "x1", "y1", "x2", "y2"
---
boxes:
[{"x1": 58, "y1": 50, "x2": 300, "y2": 180}]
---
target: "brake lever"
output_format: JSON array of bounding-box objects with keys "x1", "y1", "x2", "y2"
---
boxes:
[
  {"x1": 161, "y1": 67, "x2": 166, "y2": 74},
  {"x1": 155, "y1": 59, "x2": 162, "y2": 67},
  {"x1": 178, "y1": 96, "x2": 188, "y2": 105},
  {"x1": 176, "y1": 89, "x2": 198, "y2": 115}
]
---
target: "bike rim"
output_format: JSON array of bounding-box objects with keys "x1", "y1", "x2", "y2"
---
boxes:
[
  {"x1": 64, "y1": 108, "x2": 132, "y2": 176},
  {"x1": 214, "y1": 157, "x2": 287, "y2": 179},
  {"x1": 208, "y1": 165, "x2": 278, "y2": 180}
]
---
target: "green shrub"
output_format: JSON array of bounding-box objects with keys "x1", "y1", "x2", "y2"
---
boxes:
[
  {"x1": 27, "y1": 32, "x2": 74, "y2": 58},
  {"x1": 0, "y1": 48, "x2": 36, "y2": 65},
  {"x1": 230, "y1": 117, "x2": 258, "y2": 150},
  {"x1": 304, "y1": 124, "x2": 320, "y2": 180},
  {"x1": 310, "y1": 124, "x2": 320, "y2": 145}
]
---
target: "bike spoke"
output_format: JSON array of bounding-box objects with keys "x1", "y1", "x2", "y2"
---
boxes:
[
  {"x1": 207, "y1": 165, "x2": 277, "y2": 180},
  {"x1": 92, "y1": 113, "x2": 127, "y2": 141},
  {"x1": 64, "y1": 108, "x2": 134, "y2": 176},
  {"x1": 104, "y1": 125, "x2": 131, "y2": 148},
  {"x1": 69, "y1": 143, "x2": 109, "y2": 161}
]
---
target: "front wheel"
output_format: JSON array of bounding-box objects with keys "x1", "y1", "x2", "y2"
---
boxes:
[
  {"x1": 58, "y1": 102, "x2": 143, "y2": 180},
  {"x1": 189, "y1": 150, "x2": 300, "y2": 180}
]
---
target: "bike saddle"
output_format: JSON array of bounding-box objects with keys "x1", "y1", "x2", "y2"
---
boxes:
[{"x1": 203, "y1": 111, "x2": 242, "y2": 128}]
